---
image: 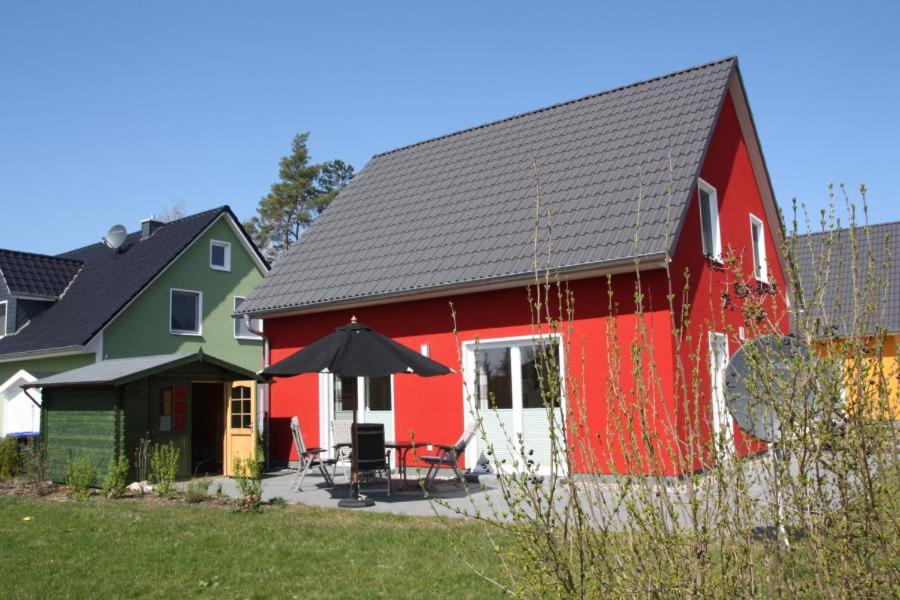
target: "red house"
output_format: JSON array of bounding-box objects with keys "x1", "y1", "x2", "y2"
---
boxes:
[{"x1": 239, "y1": 57, "x2": 789, "y2": 477}]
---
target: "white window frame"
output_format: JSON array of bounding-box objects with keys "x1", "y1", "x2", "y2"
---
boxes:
[
  {"x1": 0, "y1": 300, "x2": 7, "y2": 338},
  {"x1": 233, "y1": 296, "x2": 262, "y2": 340},
  {"x1": 209, "y1": 240, "x2": 231, "y2": 272},
  {"x1": 749, "y1": 214, "x2": 768, "y2": 283},
  {"x1": 319, "y1": 373, "x2": 396, "y2": 464},
  {"x1": 698, "y1": 178, "x2": 722, "y2": 263},
  {"x1": 169, "y1": 288, "x2": 203, "y2": 336},
  {"x1": 461, "y1": 333, "x2": 567, "y2": 475},
  {"x1": 708, "y1": 332, "x2": 735, "y2": 458}
]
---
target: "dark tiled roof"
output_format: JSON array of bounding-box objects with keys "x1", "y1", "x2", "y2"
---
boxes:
[
  {"x1": 0, "y1": 207, "x2": 248, "y2": 357},
  {"x1": 0, "y1": 250, "x2": 83, "y2": 298},
  {"x1": 241, "y1": 57, "x2": 737, "y2": 315},
  {"x1": 792, "y1": 221, "x2": 900, "y2": 336}
]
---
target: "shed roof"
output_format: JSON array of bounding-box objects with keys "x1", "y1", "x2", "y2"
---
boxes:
[
  {"x1": 241, "y1": 57, "x2": 740, "y2": 316},
  {"x1": 24, "y1": 352, "x2": 262, "y2": 388}
]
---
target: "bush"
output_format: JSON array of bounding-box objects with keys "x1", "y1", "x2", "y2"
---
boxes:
[
  {"x1": 65, "y1": 456, "x2": 97, "y2": 500},
  {"x1": 19, "y1": 444, "x2": 48, "y2": 495},
  {"x1": 231, "y1": 441, "x2": 264, "y2": 511},
  {"x1": 150, "y1": 442, "x2": 180, "y2": 497},
  {"x1": 101, "y1": 455, "x2": 129, "y2": 499},
  {"x1": 0, "y1": 437, "x2": 20, "y2": 480},
  {"x1": 185, "y1": 478, "x2": 210, "y2": 504}
]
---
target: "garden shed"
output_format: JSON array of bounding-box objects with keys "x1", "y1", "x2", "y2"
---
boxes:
[{"x1": 24, "y1": 351, "x2": 263, "y2": 483}]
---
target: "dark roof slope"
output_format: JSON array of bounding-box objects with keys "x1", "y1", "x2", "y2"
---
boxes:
[
  {"x1": 793, "y1": 221, "x2": 900, "y2": 336},
  {"x1": 241, "y1": 57, "x2": 737, "y2": 315},
  {"x1": 0, "y1": 250, "x2": 83, "y2": 298},
  {"x1": 0, "y1": 207, "x2": 245, "y2": 357}
]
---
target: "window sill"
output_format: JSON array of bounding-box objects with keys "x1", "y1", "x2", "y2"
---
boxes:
[
  {"x1": 210, "y1": 265, "x2": 231, "y2": 272},
  {"x1": 170, "y1": 330, "x2": 203, "y2": 337},
  {"x1": 234, "y1": 335, "x2": 262, "y2": 341}
]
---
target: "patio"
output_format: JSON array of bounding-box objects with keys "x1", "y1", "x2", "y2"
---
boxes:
[{"x1": 205, "y1": 469, "x2": 506, "y2": 518}]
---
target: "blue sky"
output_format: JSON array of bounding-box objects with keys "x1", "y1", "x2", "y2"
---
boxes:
[{"x1": 1, "y1": 1, "x2": 897, "y2": 254}]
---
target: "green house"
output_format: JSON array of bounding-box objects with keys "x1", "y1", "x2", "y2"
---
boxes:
[
  {"x1": 0, "y1": 206, "x2": 270, "y2": 477},
  {"x1": 25, "y1": 352, "x2": 264, "y2": 482}
]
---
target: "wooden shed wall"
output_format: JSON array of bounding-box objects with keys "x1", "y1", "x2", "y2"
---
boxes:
[{"x1": 43, "y1": 386, "x2": 120, "y2": 483}]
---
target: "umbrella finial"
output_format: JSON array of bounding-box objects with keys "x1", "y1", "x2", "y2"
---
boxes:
[{"x1": 350, "y1": 315, "x2": 358, "y2": 324}]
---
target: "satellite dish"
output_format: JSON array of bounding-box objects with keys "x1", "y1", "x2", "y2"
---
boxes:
[
  {"x1": 104, "y1": 224, "x2": 127, "y2": 250},
  {"x1": 724, "y1": 335, "x2": 814, "y2": 443}
]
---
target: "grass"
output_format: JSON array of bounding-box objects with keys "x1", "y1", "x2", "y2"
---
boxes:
[{"x1": 0, "y1": 496, "x2": 505, "y2": 599}]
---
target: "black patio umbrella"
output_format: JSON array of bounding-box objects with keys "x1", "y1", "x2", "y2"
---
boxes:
[{"x1": 262, "y1": 317, "x2": 452, "y2": 507}]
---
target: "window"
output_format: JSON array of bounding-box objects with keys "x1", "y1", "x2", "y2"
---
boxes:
[
  {"x1": 334, "y1": 375, "x2": 358, "y2": 413},
  {"x1": 233, "y1": 297, "x2": 262, "y2": 339},
  {"x1": 210, "y1": 240, "x2": 231, "y2": 271},
  {"x1": 477, "y1": 347, "x2": 513, "y2": 409},
  {"x1": 159, "y1": 385, "x2": 187, "y2": 432},
  {"x1": 520, "y1": 342, "x2": 561, "y2": 408},
  {"x1": 230, "y1": 385, "x2": 253, "y2": 429},
  {"x1": 366, "y1": 376, "x2": 392, "y2": 411},
  {"x1": 698, "y1": 179, "x2": 722, "y2": 261},
  {"x1": 170, "y1": 289, "x2": 202, "y2": 335},
  {"x1": 0, "y1": 301, "x2": 6, "y2": 337},
  {"x1": 750, "y1": 214, "x2": 767, "y2": 282},
  {"x1": 333, "y1": 375, "x2": 393, "y2": 413}
]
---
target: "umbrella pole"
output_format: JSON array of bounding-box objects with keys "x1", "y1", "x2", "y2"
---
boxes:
[{"x1": 338, "y1": 392, "x2": 374, "y2": 508}]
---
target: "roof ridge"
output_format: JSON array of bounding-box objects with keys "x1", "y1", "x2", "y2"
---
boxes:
[
  {"x1": 372, "y1": 56, "x2": 737, "y2": 159},
  {"x1": 0, "y1": 247, "x2": 83, "y2": 265},
  {"x1": 57, "y1": 205, "x2": 228, "y2": 257}
]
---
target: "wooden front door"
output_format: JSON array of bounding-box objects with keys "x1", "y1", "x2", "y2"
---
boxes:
[{"x1": 223, "y1": 381, "x2": 256, "y2": 476}]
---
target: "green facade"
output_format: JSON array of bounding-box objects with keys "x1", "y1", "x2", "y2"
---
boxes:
[
  {"x1": 0, "y1": 215, "x2": 265, "y2": 415},
  {"x1": 101, "y1": 217, "x2": 265, "y2": 369}
]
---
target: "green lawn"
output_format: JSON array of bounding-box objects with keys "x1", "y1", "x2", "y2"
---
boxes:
[{"x1": 0, "y1": 497, "x2": 505, "y2": 599}]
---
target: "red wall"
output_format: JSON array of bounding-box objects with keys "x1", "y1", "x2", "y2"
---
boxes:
[
  {"x1": 262, "y1": 92, "x2": 788, "y2": 477},
  {"x1": 669, "y1": 92, "x2": 790, "y2": 470}
]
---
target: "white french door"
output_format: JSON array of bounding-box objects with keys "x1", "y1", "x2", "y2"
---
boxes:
[
  {"x1": 463, "y1": 336, "x2": 566, "y2": 476},
  {"x1": 320, "y1": 374, "x2": 395, "y2": 463},
  {"x1": 708, "y1": 332, "x2": 735, "y2": 459}
]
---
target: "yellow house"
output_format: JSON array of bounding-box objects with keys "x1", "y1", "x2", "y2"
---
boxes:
[{"x1": 793, "y1": 221, "x2": 900, "y2": 420}]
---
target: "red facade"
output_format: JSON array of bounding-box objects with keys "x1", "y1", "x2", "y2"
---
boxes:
[{"x1": 263, "y1": 93, "x2": 789, "y2": 477}]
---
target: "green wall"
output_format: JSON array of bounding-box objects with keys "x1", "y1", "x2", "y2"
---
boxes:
[
  {"x1": 102, "y1": 217, "x2": 265, "y2": 372},
  {"x1": 43, "y1": 386, "x2": 120, "y2": 484},
  {"x1": 0, "y1": 353, "x2": 95, "y2": 434}
]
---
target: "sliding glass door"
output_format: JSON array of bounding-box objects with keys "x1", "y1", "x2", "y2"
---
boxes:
[{"x1": 466, "y1": 337, "x2": 565, "y2": 475}]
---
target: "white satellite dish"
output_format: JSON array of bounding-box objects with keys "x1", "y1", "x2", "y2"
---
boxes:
[{"x1": 104, "y1": 224, "x2": 128, "y2": 250}]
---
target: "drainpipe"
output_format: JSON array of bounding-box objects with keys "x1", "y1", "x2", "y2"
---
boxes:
[{"x1": 243, "y1": 315, "x2": 271, "y2": 470}]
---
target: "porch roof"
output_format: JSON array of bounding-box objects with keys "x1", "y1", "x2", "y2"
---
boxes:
[{"x1": 24, "y1": 351, "x2": 263, "y2": 388}]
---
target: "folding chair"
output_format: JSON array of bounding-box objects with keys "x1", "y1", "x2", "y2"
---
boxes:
[
  {"x1": 355, "y1": 422, "x2": 391, "y2": 497},
  {"x1": 331, "y1": 419, "x2": 353, "y2": 480},
  {"x1": 422, "y1": 420, "x2": 479, "y2": 490},
  {"x1": 290, "y1": 416, "x2": 336, "y2": 491}
]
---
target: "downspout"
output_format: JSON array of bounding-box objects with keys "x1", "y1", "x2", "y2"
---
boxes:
[
  {"x1": 22, "y1": 386, "x2": 41, "y2": 409},
  {"x1": 243, "y1": 315, "x2": 271, "y2": 469}
]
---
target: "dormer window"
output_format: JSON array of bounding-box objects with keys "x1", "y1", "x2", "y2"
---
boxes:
[
  {"x1": 0, "y1": 301, "x2": 7, "y2": 337},
  {"x1": 210, "y1": 240, "x2": 231, "y2": 272},
  {"x1": 698, "y1": 179, "x2": 722, "y2": 262}
]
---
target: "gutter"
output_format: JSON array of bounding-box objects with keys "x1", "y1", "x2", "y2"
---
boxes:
[
  {"x1": 0, "y1": 345, "x2": 88, "y2": 363},
  {"x1": 22, "y1": 386, "x2": 41, "y2": 409}
]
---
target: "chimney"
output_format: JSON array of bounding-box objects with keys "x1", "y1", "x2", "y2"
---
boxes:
[{"x1": 141, "y1": 216, "x2": 166, "y2": 240}]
